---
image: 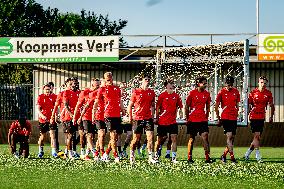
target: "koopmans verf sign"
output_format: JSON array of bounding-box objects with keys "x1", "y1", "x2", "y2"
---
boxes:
[
  {"x1": 258, "y1": 34, "x2": 284, "y2": 61},
  {"x1": 0, "y1": 36, "x2": 119, "y2": 63}
]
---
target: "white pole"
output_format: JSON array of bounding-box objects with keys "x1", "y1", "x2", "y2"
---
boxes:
[{"x1": 256, "y1": 0, "x2": 259, "y2": 35}]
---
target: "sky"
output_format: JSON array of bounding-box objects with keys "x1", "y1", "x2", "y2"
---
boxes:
[{"x1": 35, "y1": 0, "x2": 283, "y2": 46}]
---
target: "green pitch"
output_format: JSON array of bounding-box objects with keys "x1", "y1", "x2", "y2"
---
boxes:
[{"x1": 0, "y1": 145, "x2": 283, "y2": 189}]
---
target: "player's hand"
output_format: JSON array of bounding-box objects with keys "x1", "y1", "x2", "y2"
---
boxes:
[
  {"x1": 41, "y1": 115, "x2": 47, "y2": 121},
  {"x1": 269, "y1": 117, "x2": 273, "y2": 123},
  {"x1": 217, "y1": 119, "x2": 222, "y2": 127},
  {"x1": 153, "y1": 118, "x2": 158, "y2": 125},
  {"x1": 77, "y1": 118, "x2": 82, "y2": 125},
  {"x1": 121, "y1": 109, "x2": 126, "y2": 116},
  {"x1": 50, "y1": 117, "x2": 55, "y2": 124},
  {"x1": 129, "y1": 116, "x2": 134, "y2": 124}
]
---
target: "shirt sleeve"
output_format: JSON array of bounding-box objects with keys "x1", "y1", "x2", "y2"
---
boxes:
[
  {"x1": 268, "y1": 91, "x2": 274, "y2": 104},
  {"x1": 86, "y1": 91, "x2": 96, "y2": 105},
  {"x1": 76, "y1": 91, "x2": 86, "y2": 107},
  {"x1": 215, "y1": 90, "x2": 222, "y2": 104},
  {"x1": 177, "y1": 94, "x2": 183, "y2": 109},
  {"x1": 185, "y1": 91, "x2": 192, "y2": 106},
  {"x1": 207, "y1": 92, "x2": 211, "y2": 104},
  {"x1": 63, "y1": 90, "x2": 69, "y2": 104},
  {"x1": 130, "y1": 90, "x2": 136, "y2": 103},
  {"x1": 236, "y1": 90, "x2": 241, "y2": 103},
  {"x1": 156, "y1": 93, "x2": 163, "y2": 110},
  {"x1": 248, "y1": 91, "x2": 253, "y2": 105},
  {"x1": 37, "y1": 95, "x2": 42, "y2": 106},
  {"x1": 9, "y1": 122, "x2": 16, "y2": 133}
]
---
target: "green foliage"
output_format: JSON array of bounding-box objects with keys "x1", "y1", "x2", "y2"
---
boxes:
[
  {"x1": 0, "y1": 0, "x2": 128, "y2": 84},
  {"x1": 0, "y1": 146, "x2": 283, "y2": 188}
]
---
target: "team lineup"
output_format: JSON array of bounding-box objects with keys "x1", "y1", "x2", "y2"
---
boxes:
[{"x1": 7, "y1": 72, "x2": 275, "y2": 164}]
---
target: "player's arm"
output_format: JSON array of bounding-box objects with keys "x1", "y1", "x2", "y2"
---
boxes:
[
  {"x1": 128, "y1": 90, "x2": 136, "y2": 122},
  {"x1": 92, "y1": 99, "x2": 99, "y2": 123},
  {"x1": 7, "y1": 123, "x2": 14, "y2": 146},
  {"x1": 268, "y1": 94, "x2": 275, "y2": 123},
  {"x1": 73, "y1": 102, "x2": 81, "y2": 124},
  {"x1": 120, "y1": 99, "x2": 126, "y2": 116},
  {"x1": 215, "y1": 92, "x2": 221, "y2": 121},
  {"x1": 151, "y1": 98, "x2": 155, "y2": 120},
  {"x1": 206, "y1": 95, "x2": 211, "y2": 118},
  {"x1": 155, "y1": 95, "x2": 162, "y2": 122},
  {"x1": 127, "y1": 101, "x2": 134, "y2": 122},
  {"x1": 51, "y1": 100, "x2": 60, "y2": 123},
  {"x1": 37, "y1": 104, "x2": 47, "y2": 121},
  {"x1": 184, "y1": 94, "x2": 191, "y2": 121}
]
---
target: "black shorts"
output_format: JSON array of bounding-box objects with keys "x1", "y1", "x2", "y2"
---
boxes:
[
  {"x1": 157, "y1": 124, "x2": 178, "y2": 136},
  {"x1": 38, "y1": 122, "x2": 57, "y2": 133},
  {"x1": 11, "y1": 134, "x2": 29, "y2": 143},
  {"x1": 133, "y1": 119, "x2": 154, "y2": 134},
  {"x1": 222, "y1": 120, "x2": 237, "y2": 135},
  {"x1": 63, "y1": 121, "x2": 77, "y2": 134},
  {"x1": 117, "y1": 123, "x2": 132, "y2": 134},
  {"x1": 95, "y1": 120, "x2": 107, "y2": 130},
  {"x1": 81, "y1": 120, "x2": 97, "y2": 134},
  {"x1": 62, "y1": 122, "x2": 68, "y2": 133},
  {"x1": 105, "y1": 117, "x2": 121, "y2": 132},
  {"x1": 186, "y1": 122, "x2": 209, "y2": 136},
  {"x1": 250, "y1": 119, "x2": 265, "y2": 134}
]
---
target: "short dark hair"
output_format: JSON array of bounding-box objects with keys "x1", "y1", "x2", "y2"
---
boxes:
[
  {"x1": 19, "y1": 117, "x2": 27, "y2": 126},
  {"x1": 48, "y1": 82, "x2": 54, "y2": 87},
  {"x1": 259, "y1": 76, "x2": 268, "y2": 82},
  {"x1": 195, "y1": 76, "x2": 207, "y2": 86},
  {"x1": 225, "y1": 76, "x2": 234, "y2": 84},
  {"x1": 64, "y1": 78, "x2": 71, "y2": 85},
  {"x1": 71, "y1": 77, "x2": 78, "y2": 81},
  {"x1": 91, "y1": 78, "x2": 100, "y2": 82},
  {"x1": 163, "y1": 79, "x2": 174, "y2": 87},
  {"x1": 43, "y1": 83, "x2": 51, "y2": 89}
]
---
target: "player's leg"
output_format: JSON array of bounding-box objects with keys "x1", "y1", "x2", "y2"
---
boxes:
[
  {"x1": 129, "y1": 120, "x2": 143, "y2": 163},
  {"x1": 66, "y1": 121, "x2": 75, "y2": 158},
  {"x1": 107, "y1": 118, "x2": 121, "y2": 162},
  {"x1": 244, "y1": 120, "x2": 264, "y2": 162},
  {"x1": 78, "y1": 124, "x2": 86, "y2": 158},
  {"x1": 187, "y1": 122, "x2": 197, "y2": 163},
  {"x1": 54, "y1": 123, "x2": 59, "y2": 152},
  {"x1": 165, "y1": 136, "x2": 172, "y2": 159},
  {"x1": 170, "y1": 124, "x2": 178, "y2": 163},
  {"x1": 154, "y1": 126, "x2": 167, "y2": 160},
  {"x1": 200, "y1": 122, "x2": 212, "y2": 163},
  {"x1": 122, "y1": 124, "x2": 133, "y2": 158},
  {"x1": 38, "y1": 123, "x2": 48, "y2": 158},
  {"x1": 21, "y1": 136, "x2": 29, "y2": 158},
  {"x1": 145, "y1": 119, "x2": 157, "y2": 163},
  {"x1": 49, "y1": 123, "x2": 58, "y2": 157},
  {"x1": 10, "y1": 133, "x2": 18, "y2": 157}
]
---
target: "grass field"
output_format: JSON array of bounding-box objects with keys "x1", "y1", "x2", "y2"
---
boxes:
[{"x1": 0, "y1": 145, "x2": 283, "y2": 189}]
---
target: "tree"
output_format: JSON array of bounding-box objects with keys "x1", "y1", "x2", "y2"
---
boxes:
[{"x1": 0, "y1": 0, "x2": 128, "y2": 84}]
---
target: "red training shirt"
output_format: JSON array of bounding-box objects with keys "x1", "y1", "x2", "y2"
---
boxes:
[
  {"x1": 216, "y1": 87, "x2": 240, "y2": 120},
  {"x1": 130, "y1": 88, "x2": 155, "y2": 120},
  {"x1": 37, "y1": 93, "x2": 57, "y2": 123},
  {"x1": 9, "y1": 120, "x2": 32, "y2": 136},
  {"x1": 186, "y1": 89, "x2": 211, "y2": 122},
  {"x1": 157, "y1": 91, "x2": 183, "y2": 126},
  {"x1": 75, "y1": 88, "x2": 92, "y2": 120},
  {"x1": 249, "y1": 88, "x2": 273, "y2": 120},
  {"x1": 62, "y1": 89, "x2": 81, "y2": 121},
  {"x1": 96, "y1": 85, "x2": 121, "y2": 118}
]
